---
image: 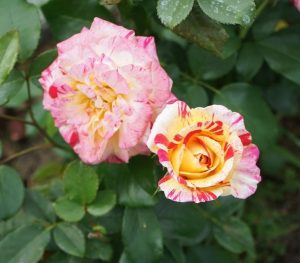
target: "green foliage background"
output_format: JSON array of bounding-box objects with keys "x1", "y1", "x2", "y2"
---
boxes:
[{"x1": 0, "y1": 0, "x2": 300, "y2": 262}]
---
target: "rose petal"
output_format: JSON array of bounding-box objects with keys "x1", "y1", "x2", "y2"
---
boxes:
[
  {"x1": 204, "y1": 105, "x2": 252, "y2": 146},
  {"x1": 159, "y1": 174, "x2": 223, "y2": 203},
  {"x1": 90, "y1": 17, "x2": 135, "y2": 39},
  {"x1": 230, "y1": 144, "x2": 261, "y2": 198},
  {"x1": 147, "y1": 101, "x2": 190, "y2": 152}
]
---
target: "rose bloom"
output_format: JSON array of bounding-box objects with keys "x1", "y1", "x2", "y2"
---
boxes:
[
  {"x1": 40, "y1": 18, "x2": 173, "y2": 164},
  {"x1": 147, "y1": 101, "x2": 261, "y2": 203},
  {"x1": 293, "y1": 0, "x2": 300, "y2": 11}
]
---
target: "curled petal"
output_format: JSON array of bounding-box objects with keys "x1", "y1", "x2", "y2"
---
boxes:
[
  {"x1": 90, "y1": 17, "x2": 135, "y2": 39},
  {"x1": 230, "y1": 144, "x2": 261, "y2": 198},
  {"x1": 135, "y1": 36, "x2": 158, "y2": 60},
  {"x1": 204, "y1": 105, "x2": 252, "y2": 146},
  {"x1": 147, "y1": 101, "x2": 190, "y2": 152},
  {"x1": 159, "y1": 175, "x2": 223, "y2": 203}
]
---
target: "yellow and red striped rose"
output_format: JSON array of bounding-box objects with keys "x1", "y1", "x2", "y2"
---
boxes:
[{"x1": 147, "y1": 101, "x2": 261, "y2": 203}]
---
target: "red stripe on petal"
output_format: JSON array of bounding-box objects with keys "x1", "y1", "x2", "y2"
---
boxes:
[
  {"x1": 202, "y1": 192, "x2": 209, "y2": 201},
  {"x1": 49, "y1": 86, "x2": 58, "y2": 98},
  {"x1": 215, "y1": 120, "x2": 223, "y2": 127},
  {"x1": 168, "y1": 142, "x2": 177, "y2": 149},
  {"x1": 206, "y1": 121, "x2": 215, "y2": 129},
  {"x1": 225, "y1": 144, "x2": 234, "y2": 161},
  {"x1": 239, "y1": 133, "x2": 252, "y2": 146},
  {"x1": 207, "y1": 191, "x2": 217, "y2": 200},
  {"x1": 157, "y1": 149, "x2": 169, "y2": 162},
  {"x1": 232, "y1": 115, "x2": 243, "y2": 126},
  {"x1": 167, "y1": 189, "x2": 176, "y2": 199},
  {"x1": 159, "y1": 174, "x2": 173, "y2": 185},
  {"x1": 183, "y1": 129, "x2": 201, "y2": 144},
  {"x1": 197, "y1": 122, "x2": 203, "y2": 127},
  {"x1": 174, "y1": 134, "x2": 183, "y2": 142},
  {"x1": 177, "y1": 176, "x2": 187, "y2": 186},
  {"x1": 69, "y1": 131, "x2": 79, "y2": 147},
  {"x1": 173, "y1": 191, "x2": 181, "y2": 201},
  {"x1": 178, "y1": 101, "x2": 189, "y2": 118},
  {"x1": 154, "y1": 133, "x2": 169, "y2": 147}
]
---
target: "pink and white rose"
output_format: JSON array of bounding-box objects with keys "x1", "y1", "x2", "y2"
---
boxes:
[
  {"x1": 147, "y1": 101, "x2": 261, "y2": 203},
  {"x1": 40, "y1": 18, "x2": 174, "y2": 164}
]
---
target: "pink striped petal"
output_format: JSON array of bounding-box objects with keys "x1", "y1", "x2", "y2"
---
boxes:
[
  {"x1": 159, "y1": 175, "x2": 223, "y2": 203},
  {"x1": 231, "y1": 144, "x2": 261, "y2": 198},
  {"x1": 147, "y1": 101, "x2": 190, "y2": 152}
]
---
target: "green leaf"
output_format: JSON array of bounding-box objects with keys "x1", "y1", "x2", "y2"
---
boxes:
[
  {"x1": 236, "y1": 42, "x2": 263, "y2": 81},
  {"x1": 188, "y1": 44, "x2": 236, "y2": 80},
  {"x1": 186, "y1": 244, "x2": 238, "y2": 263},
  {"x1": 0, "y1": 210, "x2": 35, "y2": 240},
  {"x1": 157, "y1": 0, "x2": 194, "y2": 29},
  {"x1": 0, "y1": 31, "x2": 19, "y2": 85},
  {"x1": 0, "y1": 224, "x2": 50, "y2": 263},
  {"x1": 53, "y1": 197, "x2": 85, "y2": 222},
  {"x1": 31, "y1": 161, "x2": 64, "y2": 186},
  {"x1": 63, "y1": 160, "x2": 99, "y2": 205},
  {"x1": 29, "y1": 161, "x2": 65, "y2": 199},
  {"x1": 85, "y1": 239, "x2": 113, "y2": 261},
  {"x1": 23, "y1": 190, "x2": 56, "y2": 222},
  {"x1": 258, "y1": 35, "x2": 300, "y2": 85},
  {"x1": 205, "y1": 196, "x2": 244, "y2": 219},
  {"x1": 0, "y1": 69, "x2": 25, "y2": 106},
  {"x1": 266, "y1": 79, "x2": 300, "y2": 116},
  {"x1": 53, "y1": 223, "x2": 85, "y2": 257},
  {"x1": 172, "y1": 8, "x2": 229, "y2": 57},
  {"x1": 119, "y1": 252, "x2": 132, "y2": 263},
  {"x1": 3, "y1": 73, "x2": 40, "y2": 108},
  {"x1": 97, "y1": 206, "x2": 123, "y2": 234},
  {"x1": 213, "y1": 83, "x2": 279, "y2": 151},
  {"x1": 0, "y1": 165, "x2": 24, "y2": 220},
  {"x1": 181, "y1": 85, "x2": 209, "y2": 108},
  {"x1": 197, "y1": 0, "x2": 256, "y2": 26},
  {"x1": 213, "y1": 217, "x2": 255, "y2": 255},
  {"x1": 163, "y1": 240, "x2": 185, "y2": 263},
  {"x1": 46, "y1": 252, "x2": 82, "y2": 263},
  {"x1": 173, "y1": 81, "x2": 209, "y2": 108},
  {"x1": 87, "y1": 190, "x2": 117, "y2": 217},
  {"x1": 0, "y1": 0, "x2": 41, "y2": 61},
  {"x1": 128, "y1": 155, "x2": 157, "y2": 194},
  {"x1": 100, "y1": 163, "x2": 156, "y2": 207},
  {"x1": 42, "y1": 0, "x2": 113, "y2": 41},
  {"x1": 28, "y1": 49, "x2": 57, "y2": 87},
  {"x1": 252, "y1": 8, "x2": 282, "y2": 40},
  {"x1": 122, "y1": 208, "x2": 163, "y2": 263},
  {"x1": 155, "y1": 198, "x2": 211, "y2": 245},
  {"x1": 27, "y1": 0, "x2": 50, "y2": 7},
  {"x1": 221, "y1": 30, "x2": 241, "y2": 59}
]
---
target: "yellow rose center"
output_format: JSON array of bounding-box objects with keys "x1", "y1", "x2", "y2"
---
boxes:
[{"x1": 169, "y1": 120, "x2": 231, "y2": 182}]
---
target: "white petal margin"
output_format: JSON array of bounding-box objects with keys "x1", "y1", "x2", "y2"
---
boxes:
[
  {"x1": 204, "y1": 105, "x2": 251, "y2": 143},
  {"x1": 159, "y1": 175, "x2": 223, "y2": 203},
  {"x1": 230, "y1": 144, "x2": 261, "y2": 198},
  {"x1": 147, "y1": 101, "x2": 189, "y2": 153}
]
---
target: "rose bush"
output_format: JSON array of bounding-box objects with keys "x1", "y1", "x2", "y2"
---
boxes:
[
  {"x1": 147, "y1": 101, "x2": 261, "y2": 203},
  {"x1": 40, "y1": 17, "x2": 174, "y2": 164},
  {"x1": 0, "y1": 0, "x2": 299, "y2": 262}
]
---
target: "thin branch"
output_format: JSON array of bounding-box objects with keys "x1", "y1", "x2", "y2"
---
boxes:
[
  {"x1": 0, "y1": 114, "x2": 35, "y2": 125},
  {"x1": 0, "y1": 143, "x2": 52, "y2": 164},
  {"x1": 180, "y1": 72, "x2": 222, "y2": 96}
]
